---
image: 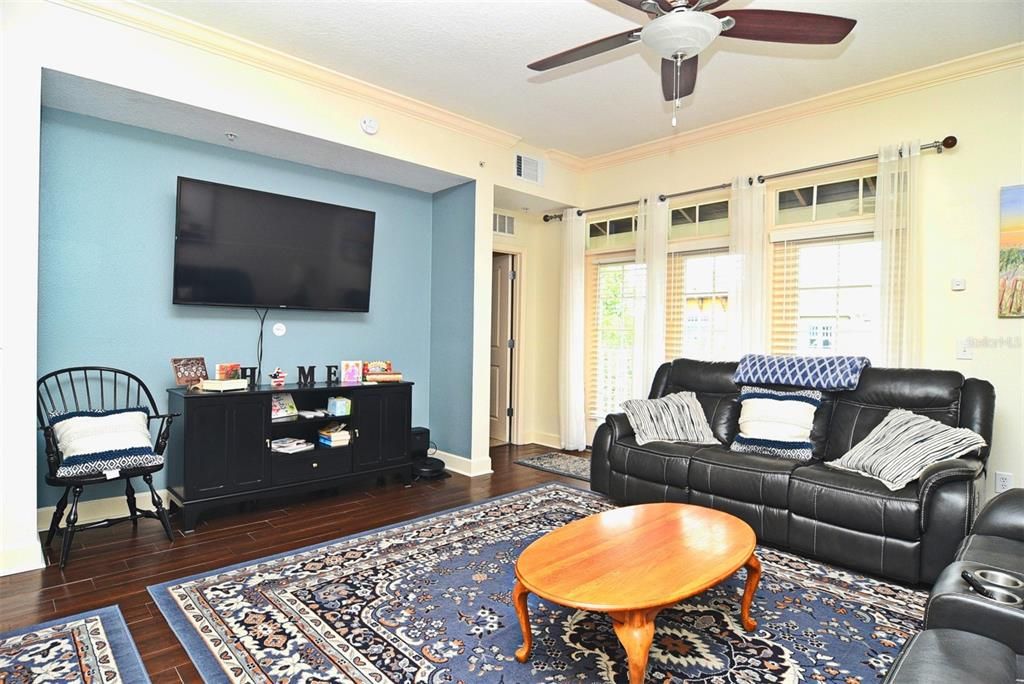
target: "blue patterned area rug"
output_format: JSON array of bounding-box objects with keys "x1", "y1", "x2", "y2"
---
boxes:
[
  {"x1": 150, "y1": 483, "x2": 925, "y2": 683},
  {"x1": 515, "y1": 451, "x2": 591, "y2": 481},
  {"x1": 0, "y1": 605, "x2": 149, "y2": 683}
]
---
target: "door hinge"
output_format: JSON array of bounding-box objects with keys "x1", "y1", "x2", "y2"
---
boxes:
[
  {"x1": 506, "y1": 407, "x2": 514, "y2": 418},
  {"x1": 507, "y1": 338, "x2": 515, "y2": 349},
  {"x1": 509, "y1": 269, "x2": 517, "y2": 281}
]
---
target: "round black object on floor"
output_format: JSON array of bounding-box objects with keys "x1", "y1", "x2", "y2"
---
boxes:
[{"x1": 412, "y1": 456, "x2": 448, "y2": 480}]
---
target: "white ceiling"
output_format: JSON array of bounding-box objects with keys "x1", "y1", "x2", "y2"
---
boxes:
[
  {"x1": 138, "y1": 0, "x2": 1023, "y2": 157},
  {"x1": 41, "y1": 71, "x2": 470, "y2": 194}
]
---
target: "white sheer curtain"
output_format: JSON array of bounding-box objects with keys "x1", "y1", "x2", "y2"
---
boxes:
[
  {"x1": 729, "y1": 176, "x2": 767, "y2": 355},
  {"x1": 635, "y1": 194, "x2": 669, "y2": 393},
  {"x1": 876, "y1": 140, "x2": 921, "y2": 367},
  {"x1": 559, "y1": 207, "x2": 587, "y2": 451}
]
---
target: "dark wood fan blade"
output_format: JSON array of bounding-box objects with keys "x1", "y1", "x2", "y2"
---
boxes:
[
  {"x1": 528, "y1": 28, "x2": 639, "y2": 71},
  {"x1": 714, "y1": 9, "x2": 856, "y2": 44},
  {"x1": 661, "y1": 55, "x2": 698, "y2": 101}
]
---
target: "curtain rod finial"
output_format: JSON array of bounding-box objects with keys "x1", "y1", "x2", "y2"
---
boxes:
[
  {"x1": 941, "y1": 135, "x2": 958, "y2": 150},
  {"x1": 576, "y1": 209, "x2": 583, "y2": 217},
  {"x1": 658, "y1": 194, "x2": 667, "y2": 202}
]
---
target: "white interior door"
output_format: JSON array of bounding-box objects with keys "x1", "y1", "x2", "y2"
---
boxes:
[{"x1": 490, "y1": 253, "x2": 513, "y2": 442}]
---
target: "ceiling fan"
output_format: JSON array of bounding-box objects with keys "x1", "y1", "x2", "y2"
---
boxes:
[{"x1": 528, "y1": 0, "x2": 856, "y2": 116}]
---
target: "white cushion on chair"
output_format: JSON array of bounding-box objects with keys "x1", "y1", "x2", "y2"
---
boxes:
[{"x1": 51, "y1": 407, "x2": 163, "y2": 479}]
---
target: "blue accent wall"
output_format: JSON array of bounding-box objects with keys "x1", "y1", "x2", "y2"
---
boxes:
[
  {"x1": 38, "y1": 108, "x2": 446, "y2": 505},
  {"x1": 429, "y1": 183, "x2": 476, "y2": 459}
]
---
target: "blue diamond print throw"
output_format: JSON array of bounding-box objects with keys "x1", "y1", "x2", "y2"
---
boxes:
[{"x1": 733, "y1": 354, "x2": 870, "y2": 391}]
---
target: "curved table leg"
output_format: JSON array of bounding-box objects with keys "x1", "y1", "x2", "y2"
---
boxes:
[
  {"x1": 740, "y1": 552, "x2": 762, "y2": 631},
  {"x1": 610, "y1": 609, "x2": 658, "y2": 684},
  {"x1": 513, "y1": 581, "x2": 533, "y2": 663}
]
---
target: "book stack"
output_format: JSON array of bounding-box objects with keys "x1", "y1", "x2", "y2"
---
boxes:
[
  {"x1": 318, "y1": 421, "x2": 351, "y2": 448},
  {"x1": 271, "y1": 438, "x2": 315, "y2": 454},
  {"x1": 362, "y1": 360, "x2": 403, "y2": 383}
]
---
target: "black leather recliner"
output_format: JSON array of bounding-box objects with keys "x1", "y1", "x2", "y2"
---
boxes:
[
  {"x1": 590, "y1": 358, "x2": 996, "y2": 585},
  {"x1": 884, "y1": 489, "x2": 1023, "y2": 683}
]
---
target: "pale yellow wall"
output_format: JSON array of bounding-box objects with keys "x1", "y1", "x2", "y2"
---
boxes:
[
  {"x1": 494, "y1": 210, "x2": 563, "y2": 448},
  {"x1": 583, "y1": 64, "x2": 1024, "y2": 498}
]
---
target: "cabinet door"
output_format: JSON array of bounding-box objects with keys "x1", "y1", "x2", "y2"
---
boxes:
[
  {"x1": 352, "y1": 391, "x2": 384, "y2": 471},
  {"x1": 228, "y1": 396, "x2": 269, "y2": 490},
  {"x1": 381, "y1": 388, "x2": 411, "y2": 465},
  {"x1": 186, "y1": 399, "x2": 230, "y2": 496}
]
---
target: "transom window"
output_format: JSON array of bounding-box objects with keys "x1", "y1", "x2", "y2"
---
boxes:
[
  {"x1": 669, "y1": 200, "x2": 730, "y2": 240},
  {"x1": 776, "y1": 175, "x2": 877, "y2": 226},
  {"x1": 587, "y1": 214, "x2": 638, "y2": 250}
]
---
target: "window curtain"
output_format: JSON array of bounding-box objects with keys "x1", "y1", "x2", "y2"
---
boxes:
[
  {"x1": 876, "y1": 140, "x2": 921, "y2": 367},
  {"x1": 729, "y1": 176, "x2": 767, "y2": 355},
  {"x1": 559, "y1": 207, "x2": 587, "y2": 451},
  {"x1": 631, "y1": 196, "x2": 668, "y2": 397}
]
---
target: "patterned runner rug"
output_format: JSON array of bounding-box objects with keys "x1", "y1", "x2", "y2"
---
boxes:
[
  {"x1": 0, "y1": 605, "x2": 149, "y2": 683},
  {"x1": 514, "y1": 451, "x2": 591, "y2": 481},
  {"x1": 150, "y1": 483, "x2": 925, "y2": 683}
]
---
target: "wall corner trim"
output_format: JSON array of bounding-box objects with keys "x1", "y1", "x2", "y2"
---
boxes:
[{"x1": 434, "y1": 450, "x2": 493, "y2": 477}]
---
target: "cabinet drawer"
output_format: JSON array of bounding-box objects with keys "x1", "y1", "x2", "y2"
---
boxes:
[{"x1": 271, "y1": 448, "x2": 352, "y2": 486}]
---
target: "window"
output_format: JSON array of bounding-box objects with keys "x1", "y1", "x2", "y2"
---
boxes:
[
  {"x1": 665, "y1": 249, "x2": 736, "y2": 361},
  {"x1": 670, "y1": 200, "x2": 730, "y2": 240},
  {"x1": 770, "y1": 234, "x2": 881, "y2": 358},
  {"x1": 776, "y1": 175, "x2": 877, "y2": 226},
  {"x1": 587, "y1": 213, "x2": 638, "y2": 250},
  {"x1": 585, "y1": 258, "x2": 646, "y2": 419}
]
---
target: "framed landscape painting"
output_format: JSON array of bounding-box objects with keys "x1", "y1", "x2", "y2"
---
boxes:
[{"x1": 999, "y1": 184, "x2": 1024, "y2": 317}]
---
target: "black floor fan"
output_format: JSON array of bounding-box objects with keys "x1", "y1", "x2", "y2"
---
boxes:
[{"x1": 411, "y1": 427, "x2": 448, "y2": 480}]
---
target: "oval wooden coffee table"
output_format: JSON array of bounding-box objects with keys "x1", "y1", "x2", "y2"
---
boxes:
[{"x1": 513, "y1": 503, "x2": 760, "y2": 683}]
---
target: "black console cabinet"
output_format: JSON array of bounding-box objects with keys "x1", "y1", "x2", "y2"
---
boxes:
[{"x1": 166, "y1": 382, "x2": 412, "y2": 530}]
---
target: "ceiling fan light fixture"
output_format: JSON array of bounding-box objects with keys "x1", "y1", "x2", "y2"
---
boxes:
[{"x1": 640, "y1": 11, "x2": 722, "y2": 60}]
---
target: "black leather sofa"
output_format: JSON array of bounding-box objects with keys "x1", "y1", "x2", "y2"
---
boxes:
[
  {"x1": 884, "y1": 489, "x2": 1023, "y2": 683},
  {"x1": 590, "y1": 358, "x2": 995, "y2": 584}
]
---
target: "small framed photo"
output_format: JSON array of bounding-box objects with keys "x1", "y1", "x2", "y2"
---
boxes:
[{"x1": 340, "y1": 360, "x2": 363, "y2": 384}]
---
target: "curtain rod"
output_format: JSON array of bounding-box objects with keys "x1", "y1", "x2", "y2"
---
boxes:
[
  {"x1": 755, "y1": 136, "x2": 957, "y2": 184},
  {"x1": 542, "y1": 135, "x2": 957, "y2": 223}
]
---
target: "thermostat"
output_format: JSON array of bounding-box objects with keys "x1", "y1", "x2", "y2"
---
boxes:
[
  {"x1": 272, "y1": 323, "x2": 287, "y2": 337},
  {"x1": 360, "y1": 117, "x2": 379, "y2": 135}
]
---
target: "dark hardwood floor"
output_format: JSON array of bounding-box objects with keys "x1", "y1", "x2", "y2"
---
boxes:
[{"x1": 0, "y1": 444, "x2": 584, "y2": 683}]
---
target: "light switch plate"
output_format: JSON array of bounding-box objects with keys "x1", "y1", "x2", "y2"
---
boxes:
[
  {"x1": 951, "y1": 278, "x2": 966, "y2": 291},
  {"x1": 955, "y1": 338, "x2": 973, "y2": 360}
]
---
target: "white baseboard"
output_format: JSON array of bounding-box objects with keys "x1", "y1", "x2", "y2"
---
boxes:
[
  {"x1": 0, "y1": 542, "x2": 45, "y2": 577},
  {"x1": 527, "y1": 431, "x2": 562, "y2": 450},
  {"x1": 435, "y1": 450, "x2": 493, "y2": 477},
  {"x1": 36, "y1": 488, "x2": 170, "y2": 532}
]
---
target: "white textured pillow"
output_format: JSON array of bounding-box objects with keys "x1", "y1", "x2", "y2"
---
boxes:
[
  {"x1": 621, "y1": 392, "x2": 719, "y2": 446},
  {"x1": 731, "y1": 386, "x2": 822, "y2": 461},
  {"x1": 827, "y1": 408, "x2": 986, "y2": 491},
  {"x1": 51, "y1": 408, "x2": 162, "y2": 479}
]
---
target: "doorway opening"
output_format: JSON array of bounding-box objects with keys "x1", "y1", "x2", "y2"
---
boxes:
[{"x1": 490, "y1": 251, "x2": 519, "y2": 446}]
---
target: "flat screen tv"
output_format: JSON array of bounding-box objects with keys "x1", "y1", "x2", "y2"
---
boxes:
[{"x1": 173, "y1": 177, "x2": 375, "y2": 312}]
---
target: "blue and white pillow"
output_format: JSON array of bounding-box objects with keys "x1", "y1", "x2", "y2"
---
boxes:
[
  {"x1": 730, "y1": 386, "x2": 822, "y2": 461},
  {"x1": 51, "y1": 407, "x2": 162, "y2": 479}
]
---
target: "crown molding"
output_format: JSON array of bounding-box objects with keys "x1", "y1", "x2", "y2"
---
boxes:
[
  {"x1": 581, "y1": 42, "x2": 1024, "y2": 172},
  {"x1": 47, "y1": 0, "x2": 523, "y2": 149},
  {"x1": 545, "y1": 149, "x2": 588, "y2": 173}
]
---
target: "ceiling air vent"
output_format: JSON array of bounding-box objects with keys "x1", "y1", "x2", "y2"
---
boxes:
[
  {"x1": 493, "y1": 213, "x2": 516, "y2": 236},
  {"x1": 514, "y1": 153, "x2": 543, "y2": 184}
]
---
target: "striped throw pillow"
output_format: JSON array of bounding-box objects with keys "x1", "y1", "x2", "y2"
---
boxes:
[
  {"x1": 730, "y1": 386, "x2": 822, "y2": 461},
  {"x1": 827, "y1": 408, "x2": 987, "y2": 491},
  {"x1": 621, "y1": 392, "x2": 719, "y2": 446}
]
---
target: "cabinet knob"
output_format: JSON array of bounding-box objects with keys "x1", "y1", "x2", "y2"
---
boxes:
[
  {"x1": 354, "y1": 429, "x2": 360, "y2": 438},
  {"x1": 312, "y1": 462, "x2": 318, "y2": 469},
  {"x1": 265, "y1": 439, "x2": 270, "y2": 449}
]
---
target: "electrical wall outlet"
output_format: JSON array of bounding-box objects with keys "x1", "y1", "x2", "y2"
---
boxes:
[
  {"x1": 955, "y1": 338, "x2": 973, "y2": 360},
  {"x1": 994, "y1": 471, "x2": 1014, "y2": 494}
]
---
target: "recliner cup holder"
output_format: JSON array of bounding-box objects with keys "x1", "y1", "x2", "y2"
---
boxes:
[
  {"x1": 977, "y1": 588, "x2": 1022, "y2": 605},
  {"x1": 976, "y1": 569, "x2": 1024, "y2": 589}
]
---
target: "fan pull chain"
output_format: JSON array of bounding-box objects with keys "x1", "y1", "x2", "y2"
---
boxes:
[{"x1": 672, "y1": 54, "x2": 681, "y2": 127}]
